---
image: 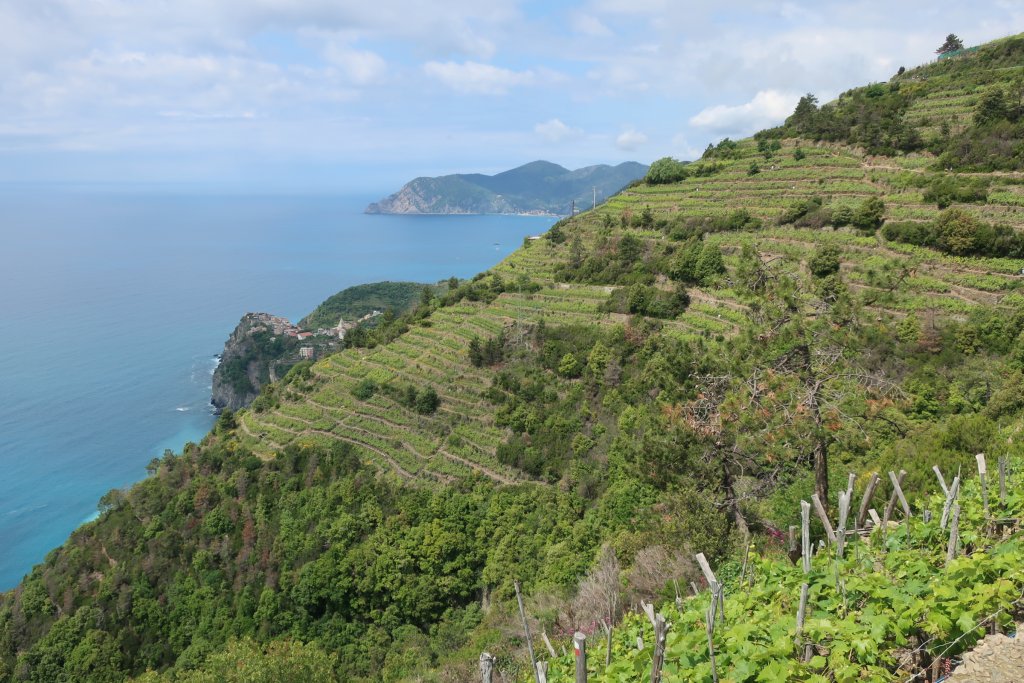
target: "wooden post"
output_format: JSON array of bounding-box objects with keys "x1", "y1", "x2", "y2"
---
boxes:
[
  {"x1": 689, "y1": 581, "x2": 699, "y2": 596},
  {"x1": 999, "y1": 456, "x2": 1007, "y2": 504},
  {"x1": 882, "y1": 469, "x2": 907, "y2": 525},
  {"x1": 695, "y1": 552, "x2": 718, "y2": 589},
  {"x1": 933, "y1": 465, "x2": 949, "y2": 497},
  {"x1": 636, "y1": 636, "x2": 644, "y2": 651},
  {"x1": 795, "y1": 583, "x2": 809, "y2": 661},
  {"x1": 573, "y1": 632, "x2": 587, "y2": 683},
  {"x1": 846, "y1": 472, "x2": 856, "y2": 501},
  {"x1": 800, "y1": 500, "x2": 811, "y2": 574},
  {"x1": 889, "y1": 470, "x2": 911, "y2": 519},
  {"x1": 536, "y1": 662, "x2": 548, "y2": 683},
  {"x1": 941, "y1": 476, "x2": 960, "y2": 530},
  {"x1": 836, "y1": 491, "x2": 851, "y2": 559},
  {"x1": 868, "y1": 508, "x2": 881, "y2": 528},
  {"x1": 541, "y1": 631, "x2": 557, "y2": 659},
  {"x1": 651, "y1": 613, "x2": 667, "y2": 683},
  {"x1": 514, "y1": 580, "x2": 540, "y2": 683},
  {"x1": 945, "y1": 504, "x2": 961, "y2": 566},
  {"x1": 480, "y1": 652, "x2": 496, "y2": 683},
  {"x1": 706, "y1": 594, "x2": 719, "y2": 683},
  {"x1": 788, "y1": 525, "x2": 797, "y2": 554},
  {"x1": 739, "y1": 532, "x2": 751, "y2": 587},
  {"x1": 811, "y1": 494, "x2": 836, "y2": 543},
  {"x1": 977, "y1": 453, "x2": 990, "y2": 518},
  {"x1": 856, "y1": 473, "x2": 880, "y2": 529},
  {"x1": 601, "y1": 619, "x2": 612, "y2": 667}
]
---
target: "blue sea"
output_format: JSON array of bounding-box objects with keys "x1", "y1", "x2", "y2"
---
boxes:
[{"x1": 0, "y1": 188, "x2": 555, "y2": 589}]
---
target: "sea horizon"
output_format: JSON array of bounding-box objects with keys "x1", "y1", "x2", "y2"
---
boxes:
[{"x1": 0, "y1": 188, "x2": 555, "y2": 589}]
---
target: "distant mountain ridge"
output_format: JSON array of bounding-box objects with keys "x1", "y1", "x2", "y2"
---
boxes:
[{"x1": 366, "y1": 160, "x2": 649, "y2": 215}]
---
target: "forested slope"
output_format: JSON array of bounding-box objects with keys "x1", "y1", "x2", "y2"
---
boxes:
[{"x1": 4, "y1": 32, "x2": 1024, "y2": 683}]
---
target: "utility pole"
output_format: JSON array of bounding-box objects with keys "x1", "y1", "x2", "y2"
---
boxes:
[
  {"x1": 571, "y1": 199, "x2": 575, "y2": 216},
  {"x1": 593, "y1": 186, "x2": 597, "y2": 211}
]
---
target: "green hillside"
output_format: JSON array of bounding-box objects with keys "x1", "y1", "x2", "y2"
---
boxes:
[
  {"x1": 5, "y1": 33, "x2": 1024, "y2": 683},
  {"x1": 365, "y1": 160, "x2": 649, "y2": 215},
  {"x1": 299, "y1": 281, "x2": 435, "y2": 331}
]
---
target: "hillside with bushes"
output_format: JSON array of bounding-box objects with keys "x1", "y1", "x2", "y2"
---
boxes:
[{"x1": 4, "y1": 32, "x2": 1024, "y2": 683}]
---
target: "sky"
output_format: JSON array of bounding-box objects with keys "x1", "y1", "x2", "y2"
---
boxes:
[{"x1": 2, "y1": 0, "x2": 1024, "y2": 192}]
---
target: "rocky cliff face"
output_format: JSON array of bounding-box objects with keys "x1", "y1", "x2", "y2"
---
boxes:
[
  {"x1": 366, "y1": 176, "x2": 517, "y2": 214},
  {"x1": 211, "y1": 314, "x2": 269, "y2": 413},
  {"x1": 210, "y1": 313, "x2": 323, "y2": 413},
  {"x1": 366, "y1": 160, "x2": 649, "y2": 215}
]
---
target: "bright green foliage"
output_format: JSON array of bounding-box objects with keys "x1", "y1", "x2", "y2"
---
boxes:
[
  {"x1": 540, "y1": 463, "x2": 1024, "y2": 681},
  {"x1": 975, "y1": 88, "x2": 1009, "y2": 126},
  {"x1": 883, "y1": 208, "x2": 1024, "y2": 257},
  {"x1": 646, "y1": 157, "x2": 691, "y2": 185},
  {"x1": 694, "y1": 244, "x2": 726, "y2": 284},
  {"x1": 808, "y1": 245, "x2": 841, "y2": 278},
  {"x1": 558, "y1": 352, "x2": 581, "y2": 377},
  {"x1": 851, "y1": 197, "x2": 886, "y2": 232},
  {"x1": 133, "y1": 639, "x2": 337, "y2": 683}
]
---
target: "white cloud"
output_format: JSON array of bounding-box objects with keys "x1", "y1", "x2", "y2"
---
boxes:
[
  {"x1": 689, "y1": 89, "x2": 800, "y2": 136},
  {"x1": 323, "y1": 44, "x2": 387, "y2": 85},
  {"x1": 570, "y1": 13, "x2": 613, "y2": 37},
  {"x1": 615, "y1": 126, "x2": 647, "y2": 151},
  {"x1": 534, "y1": 118, "x2": 583, "y2": 142},
  {"x1": 670, "y1": 133, "x2": 702, "y2": 160},
  {"x1": 423, "y1": 61, "x2": 537, "y2": 95}
]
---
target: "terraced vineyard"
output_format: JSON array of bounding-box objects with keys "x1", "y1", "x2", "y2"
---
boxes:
[{"x1": 235, "y1": 58, "x2": 1024, "y2": 489}]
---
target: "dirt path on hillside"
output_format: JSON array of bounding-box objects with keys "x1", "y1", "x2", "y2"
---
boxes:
[{"x1": 436, "y1": 449, "x2": 519, "y2": 485}]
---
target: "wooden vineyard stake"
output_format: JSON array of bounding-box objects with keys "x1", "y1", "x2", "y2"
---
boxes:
[
  {"x1": 801, "y1": 500, "x2": 812, "y2": 573},
  {"x1": 541, "y1": 631, "x2": 557, "y2": 658},
  {"x1": 836, "y1": 490, "x2": 851, "y2": 559},
  {"x1": 933, "y1": 465, "x2": 949, "y2": 497},
  {"x1": 999, "y1": 456, "x2": 1007, "y2": 504},
  {"x1": 695, "y1": 552, "x2": 718, "y2": 590},
  {"x1": 689, "y1": 581, "x2": 699, "y2": 596},
  {"x1": 846, "y1": 472, "x2": 856, "y2": 500},
  {"x1": 480, "y1": 652, "x2": 496, "y2": 683},
  {"x1": 977, "y1": 453, "x2": 990, "y2": 518},
  {"x1": 706, "y1": 590, "x2": 719, "y2": 683},
  {"x1": 888, "y1": 470, "x2": 911, "y2": 519},
  {"x1": 535, "y1": 662, "x2": 548, "y2": 683},
  {"x1": 946, "y1": 504, "x2": 961, "y2": 566},
  {"x1": 789, "y1": 525, "x2": 797, "y2": 555},
  {"x1": 868, "y1": 508, "x2": 882, "y2": 528},
  {"x1": 514, "y1": 580, "x2": 540, "y2": 683},
  {"x1": 811, "y1": 494, "x2": 837, "y2": 543},
  {"x1": 795, "y1": 583, "x2": 810, "y2": 662},
  {"x1": 650, "y1": 612, "x2": 667, "y2": 683},
  {"x1": 600, "y1": 619, "x2": 612, "y2": 667},
  {"x1": 573, "y1": 632, "x2": 587, "y2": 683},
  {"x1": 643, "y1": 602, "x2": 667, "y2": 683},
  {"x1": 739, "y1": 532, "x2": 751, "y2": 588},
  {"x1": 882, "y1": 469, "x2": 907, "y2": 526},
  {"x1": 856, "y1": 473, "x2": 880, "y2": 529},
  {"x1": 636, "y1": 636, "x2": 644, "y2": 651},
  {"x1": 941, "y1": 476, "x2": 960, "y2": 530}
]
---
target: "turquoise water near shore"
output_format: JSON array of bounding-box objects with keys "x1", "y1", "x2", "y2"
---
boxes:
[{"x1": 0, "y1": 189, "x2": 555, "y2": 589}]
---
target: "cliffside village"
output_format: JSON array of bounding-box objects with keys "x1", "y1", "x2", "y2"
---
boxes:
[{"x1": 249, "y1": 310, "x2": 383, "y2": 361}]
